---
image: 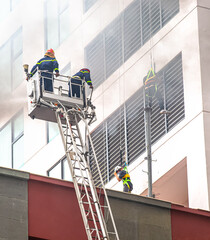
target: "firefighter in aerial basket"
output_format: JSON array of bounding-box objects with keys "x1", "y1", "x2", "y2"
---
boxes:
[
  {"x1": 114, "y1": 164, "x2": 133, "y2": 193},
  {"x1": 68, "y1": 68, "x2": 93, "y2": 98},
  {"x1": 26, "y1": 48, "x2": 59, "y2": 92}
]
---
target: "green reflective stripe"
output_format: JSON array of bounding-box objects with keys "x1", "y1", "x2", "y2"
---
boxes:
[
  {"x1": 123, "y1": 180, "x2": 130, "y2": 189},
  {"x1": 146, "y1": 68, "x2": 155, "y2": 80},
  {"x1": 37, "y1": 59, "x2": 57, "y2": 64},
  {"x1": 87, "y1": 81, "x2": 92, "y2": 83},
  {"x1": 54, "y1": 68, "x2": 59, "y2": 71}
]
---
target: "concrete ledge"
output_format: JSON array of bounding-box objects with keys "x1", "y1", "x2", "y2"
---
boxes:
[
  {"x1": 0, "y1": 167, "x2": 29, "y2": 180},
  {"x1": 106, "y1": 189, "x2": 171, "y2": 209}
]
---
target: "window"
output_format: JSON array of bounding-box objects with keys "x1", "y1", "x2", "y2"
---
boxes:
[
  {"x1": 83, "y1": 0, "x2": 98, "y2": 13},
  {"x1": 47, "y1": 157, "x2": 72, "y2": 181},
  {"x1": 85, "y1": 0, "x2": 179, "y2": 88},
  {"x1": 47, "y1": 122, "x2": 59, "y2": 143},
  {"x1": 0, "y1": 0, "x2": 21, "y2": 22},
  {"x1": 89, "y1": 53, "x2": 184, "y2": 184},
  {"x1": 0, "y1": 28, "x2": 23, "y2": 95},
  {"x1": 0, "y1": 110, "x2": 24, "y2": 169},
  {"x1": 45, "y1": 0, "x2": 70, "y2": 50}
]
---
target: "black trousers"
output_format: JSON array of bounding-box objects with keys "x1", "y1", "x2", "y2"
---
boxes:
[{"x1": 145, "y1": 86, "x2": 164, "y2": 110}]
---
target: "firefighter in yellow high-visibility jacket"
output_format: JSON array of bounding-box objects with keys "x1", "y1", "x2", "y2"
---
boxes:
[{"x1": 114, "y1": 164, "x2": 133, "y2": 193}]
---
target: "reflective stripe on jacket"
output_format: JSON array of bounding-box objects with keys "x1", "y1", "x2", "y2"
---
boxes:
[
  {"x1": 30, "y1": 56, "x2": 59, "y2": 77},
  {"x1": 71, "y1": 68, "x2": 92, "y2": 86}
]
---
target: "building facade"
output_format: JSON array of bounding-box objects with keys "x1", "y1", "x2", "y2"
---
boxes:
[{"x1": 0, "y1": 0, "x2": 210, "y2": 211}]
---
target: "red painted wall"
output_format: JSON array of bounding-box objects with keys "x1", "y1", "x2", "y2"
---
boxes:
[
  {"x1": 171, "y1": 204, "x2": 210, "y2": 240},
  {"x1": 28, "y1": 174, "x2": 87, "y2": 240}
]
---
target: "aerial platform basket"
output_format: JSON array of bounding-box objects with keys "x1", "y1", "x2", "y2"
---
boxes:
[{"x1": 27, "y1": 71, "x2": 87, "y2": 125}]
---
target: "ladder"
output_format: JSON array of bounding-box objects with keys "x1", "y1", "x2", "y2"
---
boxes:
[{"x1": 55, "y1": 103, "x2": 120, "y2": 240}]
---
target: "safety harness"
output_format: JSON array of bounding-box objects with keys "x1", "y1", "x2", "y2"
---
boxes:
[{"x1": 122, "y1": 166, "x2": 131, "y2": 189}]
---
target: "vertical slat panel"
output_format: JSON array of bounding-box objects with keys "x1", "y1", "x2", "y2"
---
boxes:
[
  {"x1": 84, "y1": 0, "x2": 180, "y2": 88},
  {"x1": 123, "y1": 0, "x2": 141, "y2": 62},
  {"x1": 126, "y1": 89, "x2": 145, "y2": 163},
  {"x1": 104, "y1": 16, "x2": 123, "y2": 79},
  {"x1": 89, "y1": 123, "x2": 107, "y2": 185},
  {"x1": 85, "y1": 34, "x2": 105, "y2": 89},
  {"x1": 107, "y1": 106, "x2": 125, "y2": 179}
]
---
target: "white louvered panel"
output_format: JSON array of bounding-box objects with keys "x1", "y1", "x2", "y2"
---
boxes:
[{"x1": 123, "y1": 0, "x2": 142, "y2": 62}]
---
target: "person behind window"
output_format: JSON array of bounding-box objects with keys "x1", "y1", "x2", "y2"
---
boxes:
[
  {"x1": 68, "y1": 68, "x2": 93, "y2": 98},
  {"x1": 26, "y1": 48, "x2": 59, "y2": 92},
  {"x1": 143, "y1": 68, "x2": 170, "y2": 114},
  {"x1": 114, "y1": 164, "x2": 133, "y2": 193}
]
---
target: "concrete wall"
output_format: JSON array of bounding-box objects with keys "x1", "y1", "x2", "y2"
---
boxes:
[
  {"x1": 0, "y1": 167, "x2": 29, "y2": 240},
  {"x1": 1, "y1": 167, "x2": 210, "y2": 240},
  {"x1": 107, "y1": 190, "x2": 172, "y2": 240}
]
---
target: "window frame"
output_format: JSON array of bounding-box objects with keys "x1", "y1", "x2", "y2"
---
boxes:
[
  {"x1": 0, "y1": 110, "x2": 24, "y2": 169},
  {"x1": 47, "y1": 156, "x2": 72, "y2": 181},
  {"x1": 44, "y1": 0, "x2": 70, "y2": 50}
]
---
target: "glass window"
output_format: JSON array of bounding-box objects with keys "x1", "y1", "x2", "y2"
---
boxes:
[
  {"x1": 13, "y1": 136, "x2": 24, "y2": 169},
  {"x1": 46, "y1": 0, "x2": 59, "y2": 50},
  {"x1": 45, "y1": 0, "x2": 69, "y2": 49},
  {"x1": 63, "y1": 159, "x2": 72, "y2": 181},
  {"x1": 13, "y1": 111, "x2": 24, "y2": 139},
  {"x1": 0, "y1": 110, "x2": 24, "y2": 169},
  {"x1": 0, "y1": 1, "x2": 10, "y2": 22},
  {"x1": 0, "y1": 28, "x2": 23, "y2": 94},
  {"x1": 47, "y1": 122, "x2": 59, "y2": 143},
  {"x1": 47, "y1": 157, "x2": 72, "y2": 181},
  {"x1": 12, "y1": 29, "x2": 23, "y2": 57},
  {"x1": 0, "y1": 123, "x2": 12, "y2": 168},
  {"x1": 0, "y1": 0, "x2": 21, "y2": 22},
  {"x1": 0, "y1": 41, "x2": 12, "y2": 94},
  {"x1": 13, "y1": 54, "x2": 23, "y2": 90},
  {"x1": 60, "y1": 8, "x2": 70, "y2": 44},
  {"x1": 48, "y1": 161, "x2": 62, "y2": 179}
]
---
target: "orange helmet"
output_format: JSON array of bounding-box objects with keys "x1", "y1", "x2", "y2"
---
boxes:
[{"x1": 46, "y1": 48, "x2": 54, "y2": 54}]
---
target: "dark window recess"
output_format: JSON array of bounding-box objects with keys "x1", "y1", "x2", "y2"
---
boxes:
[
  {"x1": 89, "y1": 53, "x2": 184, "y2": 184},
  {"x1": 85, "y1": 0, "x2": 179, "y2": 88}
]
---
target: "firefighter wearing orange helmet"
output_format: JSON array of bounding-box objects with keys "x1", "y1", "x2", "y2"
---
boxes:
[{"x1": 27, "y1": 48, "x2": 59, "y2": 92}]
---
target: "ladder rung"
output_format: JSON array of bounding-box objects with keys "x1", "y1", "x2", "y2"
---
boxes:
[
  {"x1": 75, "y1": 175, "x2": 88, "y2": 180},
  {"x1": 87, "y1": 218, "x2": 100, "y2": 222},
  {"x1": 73, "y1": 167, "x2": 87, "y2": 171}
]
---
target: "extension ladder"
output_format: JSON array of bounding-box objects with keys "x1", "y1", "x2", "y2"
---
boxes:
[{"x1": 55, "y1": 104, "x2": 120, "y2": 240}]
